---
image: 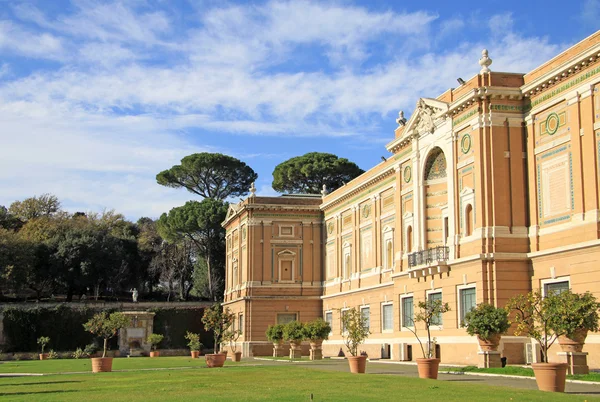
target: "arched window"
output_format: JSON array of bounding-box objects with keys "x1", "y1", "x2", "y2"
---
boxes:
[
  {"x1": 465, "y1": 204, "x2": 473, "y2": 237},
  {"x1": 424, "y1": 147, "x2": 447, "y2": 181},
  {"x1": 407, "y1": 226, "x2": 413, "y2": 253}
]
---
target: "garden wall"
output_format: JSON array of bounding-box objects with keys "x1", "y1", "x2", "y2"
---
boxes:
[{"x1": 0, "y1": 301, "x2": 213, "y2": 353}]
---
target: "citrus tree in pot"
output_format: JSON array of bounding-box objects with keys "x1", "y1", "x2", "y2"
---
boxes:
[
  {"x1": 507, "y1": 290, "x2": 568, "y2": 392},
  {"x1": 223, "y1": 329, "x2": 242, "y2": 362},
  {"x1": 340, "y1": 308, "x2": 370, "y2": 373},
  {"x1": 266, "y1": 324, "x2": 285, "y2": 357},
  {"x1": 404, "y1": 298, "x2": 450, "y2": 379},
  {"x1": 147, "y1": 333, "x2": 164, "y2": 358},
  {"x1": 202, "y1": 303, "x2": 235, "y2": 368},
  {"x1": 464, "y1": 303, "x2": 510, "y2": 351},
  {"x1": 37, "y1": 336, "x2": 50, "y2": 360},
  {"x1": 185, "y1": 331, "x2": 203, "y2": 358},
  {"x1": 283, "y1": 321, "x2": 305, "y2": 359},
  {"x1": 83, "y1": 312, "x2": 129, "y2": 373},
  {"x1": 303, "y1": 318, "x2": 331, "y2": 360},
  {"x1": 547, "y1": 290, "x2": 600, "y2": 353}
]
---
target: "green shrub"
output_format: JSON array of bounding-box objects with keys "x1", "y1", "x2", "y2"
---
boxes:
[
  {"x1": 266, "y1": 324, "x2": 285, "y2": 343},
  {"x1": 303, "y1": 318, "x2": 331, "y2": 342},
  {"x1": 84, "y1": 343, "x2": 98, "y2": 356},
  {"x1": 546, "y1": 290, "x2": 600, "y2": 337},
  {"x1": 184, "y1": 331, "x2": 202, "y2": 352},
  {"x1": 37, "y1": 336, "x2": 50, "y2": 354},
  {"x1": 47, "y1": 349, "x2": 58, "y2": 359},
  {"x1": 339, "y1": 308, "x2": 370, "y2": 357},
  {"x1": 72, "y1": 348, "x2": 87, "y2": 359},
  {"x1": 83, "y1": 312, "x2": 129, "y2": 358},
  {"x1": 464, "y1": 304, "x2": 510, "y2": 340},
  {"x1": 283, "y1": 321, "x2": 305, "y2": 343},
  {"x1": 147, "y1": 333, "x2": 164, "y2": 351}
]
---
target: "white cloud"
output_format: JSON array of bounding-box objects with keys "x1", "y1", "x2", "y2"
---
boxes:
[{"x1": 0, "y1": 20, "x2": 65, "y2": 60}]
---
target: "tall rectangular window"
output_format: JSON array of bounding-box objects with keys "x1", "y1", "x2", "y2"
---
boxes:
[
  {"x1": 459, "y1": 287, "x2": 476, "y2": 327},
  {"x1": 361, "y1": 306, "x2": 370, "y2": 330},
  {"x1": 238, "y1": 314, "x2": 244, "y2": 334},
  {"x1": 428, "y1": 292, "x2": 443, "y2": 326},
  {"x1": 341, "y1": 309, "x2": 349, "y2": 334},
  {"x1": 401, "y1": 296, "x2": 414, "y2": 327},
  {"x1": 382, "y1": 303, "x2": 393, "y2": 331},
  {"x1": 325, "y1": 311, "x2": 333, "y2": 333}
]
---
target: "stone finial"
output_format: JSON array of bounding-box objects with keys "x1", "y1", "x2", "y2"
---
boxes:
[
  {"x1": 396, "y1": 110, "x2": 407, "y2": 126},
  {"x1": 479, "y1": 49, "x2": 492, "y2": 74},
  {"x1": 249, "y1": 182, "x2": 256, "y2": 197},
  {"x1": 321, "y1": 184, "x2": 328, "y2": 197}
]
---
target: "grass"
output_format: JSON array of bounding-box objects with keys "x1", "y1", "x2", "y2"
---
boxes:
[
  {"x1": 443, "y1": 365, "x2": 600, "y2": 382},
  {"x1": 0, "y1": 359, "x2": 598, "y2": 401}
]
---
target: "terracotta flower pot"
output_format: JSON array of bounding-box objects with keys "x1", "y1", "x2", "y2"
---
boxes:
[
  {"x1": 220, "y1": 350, "x2": 228, "y2": 357},
  {"x1": 205, "y1": 353, "x2": 227, "y2": 368},
  {"x1": 232, "y1": 351, "x2": 242, "y2": 362},
  {"x1": 190, "y1": 350, "x2": 200, "y2": 359},
  {"x1": 416, "y1": 358, "x2": 440, "y2": 379},
  {"x1": 558, "y1": 328, "x2": 588, "y2": 352},
  {"x1": 39, "y1": 353, "x2": 48, "y2": 361},
  {"x1": 150, "y1": 351, "x2": 160, "y2": 358},
  {"x1": 91, "y1": 357, "x2": 113, "y2": 373},
  {"x1": 347, "y1": 355, "x2": 367, "y2": 374},
  {"x1": 477, "y1": 334, "x2": 501, "y2": 352},
  {"x1": 532, "y1": 363, "x2": 567, "y2": 392}
]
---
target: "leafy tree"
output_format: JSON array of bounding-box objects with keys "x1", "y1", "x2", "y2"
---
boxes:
[
  {"x1": 0, "y1": 206, "x2": 22, "y2": 230},
  {"x1": 83, "y1": 312, "x2": 129, "y2": 358},
  {"x1": 404, "y1": 299, "x2": 451, "y2": 359},
  {"x1": 340, "y1": 307, "x2": 370, "y2": 357},
  {"x1": 9, "y1": 194, "x2": 61, "y2": 221},
  {"x1": 201, "y1": 304, "x2": 235, "y2": 353},
  {"x1": 157, "y1": 199, "x2": 228, "y2": 301},
  {"x1": 272, "y1": 152, "x2": 364, "y2": 194},
  {"x1": 156, "y1": 153, "x2": 258, "y2": 200}
]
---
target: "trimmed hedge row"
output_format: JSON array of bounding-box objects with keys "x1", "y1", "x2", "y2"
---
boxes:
[{"x1": 1, "y1": 305, "x2": 210, "y2": 353}]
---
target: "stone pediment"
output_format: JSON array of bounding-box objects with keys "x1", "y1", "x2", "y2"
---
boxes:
[
  {"x1": 401, "y1": 98, "x2": 449, "y2": 138},
  {"x1": 225, "y1": 203, "x2": 242, "y2": 222}
]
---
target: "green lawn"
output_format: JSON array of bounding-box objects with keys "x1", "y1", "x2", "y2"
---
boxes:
[
  {"x1": 443, "y1": 365, "x2": 600, "y2": 382},
  {"x1": 0, "y1": 359, "x2": 597, "y2": 401}
]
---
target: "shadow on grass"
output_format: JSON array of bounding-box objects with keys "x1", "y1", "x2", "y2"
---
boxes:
[
  {"x1": 566, "y1": 391, "x2": 600, "y2": 395},
  {"x1": 444, "y1": 378, "x2": 484, "y2": 382},
  {"x1": 0, "y1": 390, "x2": 80, "y2": 397},
  {"x1": 0, "y1": 380, "x2": 82, "y2": 387}
]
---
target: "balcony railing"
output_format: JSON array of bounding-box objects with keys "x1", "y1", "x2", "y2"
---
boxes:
[{"x1": 408, "y1": 246, "x2": 449, "y2": 268}]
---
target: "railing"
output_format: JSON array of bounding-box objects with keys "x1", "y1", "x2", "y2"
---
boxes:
[{"x1": 407, "y1": 246, "x2": 449, "y2": 268}]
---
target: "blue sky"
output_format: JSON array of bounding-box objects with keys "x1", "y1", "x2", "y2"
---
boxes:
[{"x1": 0, "y1": 0, "x2": 598, "y2": 220}]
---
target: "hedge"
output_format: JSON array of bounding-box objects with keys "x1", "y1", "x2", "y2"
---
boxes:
[{"x1": 1, "y1": 305, "x2": 210, "y2": 353}]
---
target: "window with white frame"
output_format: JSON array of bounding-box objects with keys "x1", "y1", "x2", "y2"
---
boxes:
[
  {"x1": 543, "y1": 278, "x2": 570, "y2": 296},
  {"x1": 277, "y1": 313, "x2": 297, "y2": 325},
  {"x1": 401, "y1": 295, "x2": 414, "y2": 328},
  {"x1": 341, "y1": 309, "x2": 349, "y2": 334},
  {"x1": 382, "y1": 303, "x2": 393, "y2": 332},
  {"x1": 427, "y1": 292, "x2": 443, "y2": 326},
  {"x1": 361, "y1": 306, "x2": 370, "y2": 330},
  {"x1": 325, "y1": 311, "x2": 333, "y2": 333},
  {"x1": 458, "y1": 286, "x2": 476, "y2": 327},
  {"x1": 238, "y1": 314, "x2": 244, "y2": 334}
]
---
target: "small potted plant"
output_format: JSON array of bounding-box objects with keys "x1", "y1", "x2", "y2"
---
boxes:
[
  {"x1": 223, "y1": 330, "x2": 242, "y2": 362},
  {"x1": 37, "y1": 336, "x2": 50, "y2": 360},
  {"x1": 202, "y1": 303, "x2": 235, "y2": 368},
  {"x1": 266, "y1": 324, "x2": 285, "y2": 357},
  {"x1": 185, "y1": 331, "x2": 202, "y2": 358},
  {"x1": 547, "y1": 290, "x2": 600, "y2": 353},
  {"x1": 147, "y1": 333, "x2": 164, "y2": 357},
  {"x1": 464, "y1": 303, "x2": 510, "y2": 351},
  {"x1": 283, "y1": 321, "x2": 305, "y2": 359},
  {"x1": 404, "y1": 298, "x2": 450, "y2": 379},
  {"x1": 507, "y1": 290, "x2": 568, "y2": 392},
  {"x1": 83, "y1": 312, "x2": 129, "y2": 373},
  {"x1": 340, "y1": 308, "x2": 370, "y2": 373},
  {"x1": 303, "y1": 318, "x2": 331, "y2": 360}
]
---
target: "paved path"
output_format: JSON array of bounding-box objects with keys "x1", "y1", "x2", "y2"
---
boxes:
[{"x1": 251, "y1": 358, "x2": 600, "y2": 397}]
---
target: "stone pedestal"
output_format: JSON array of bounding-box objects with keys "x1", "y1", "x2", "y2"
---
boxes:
[
  {"x1": 310, "y1": 348, "x2": 322, "y2": 360},
  {"x1": 289, "y1": 346, "x2": 302, "y2": 359},
  {"x1": 478, "y1": 351, "x2": 502, "y2": 368},
  {"x1": 557, "y1": 352, "x2": 589, "y2": 375},
  {"x1": 119, "y1": 311, "x2": 155, "y2": 356},
  {"x1": 273, "y1": 344, "x2": 284, "y2": 357}
]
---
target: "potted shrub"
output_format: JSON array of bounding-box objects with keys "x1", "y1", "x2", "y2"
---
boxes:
[
  {"x1": 83, "y1": 312, "x2": 129, "y2": 373},
  {"x1": 507, "y1": 290, "x2": 568, "y2": 392},
  {"x1": 147, "y1": 333, "x2": 164, "y2": 358},
  {"x1": 37, "y1": 336, "x2": 50, "y2": 360},
  {"x1": 547, "y1": 290, "x2": 600, "y2": 353},
  {"x1": 185, "y1": 331, "x2": 202, "y2": 358},
  {"x1": 340, "y1": 308, "x2": 370, "y2": 373},
  {"x1": 283, "y1": 321, "x2": 305, "y2": 359},
  {"x1": 404, "y1": 298, "x2": 450, "y2": 379},
  {"x1": 202, "y1": 303, "x2": 235, "y2": 368},
  {"x1": 266, "y1": 324, "x2": 285, "y2": 357},
  {"x1": 303, "y1": 318, "x2": 331, "y2": 360},
  {"x1": 223, "y1": 330, "x2": 242, "y2": 362},
  {"x1": 464, "y1": 303, "x2": 510, "y2": 351}
]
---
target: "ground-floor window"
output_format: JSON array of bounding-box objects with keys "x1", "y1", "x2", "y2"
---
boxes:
[
  {"x1": 543, "y1": 280, "x2": 570, "y2": 296},
  {"x1": 458, "y1": 287, "x2": 476, "y2": 327},
  {"x1": 277, "y1": 313, "x2": 297, "y2": 325},
  {"x1": 325, "y1": 311, "x2": 333, "y2": 334},
  {"x1": 427, "y1": 292, "x2": 443, "y2": 326},
  {"x1": 361, "y1": 306, "x2": 370, "y2": 330},
  {"x1": 382, "y1": 303, "x2": 393, "y2": 332},
  {"x1": 238, "y1": 314, "x2": 244, "y2": 334},
  {"x1": 401, "y1": 295, "x2": 414, "y2": 328}
]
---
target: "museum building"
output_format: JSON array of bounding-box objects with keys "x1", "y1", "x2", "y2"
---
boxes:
[{"x1": 222, "y1": 30, "x2": 600, "y2": 368}]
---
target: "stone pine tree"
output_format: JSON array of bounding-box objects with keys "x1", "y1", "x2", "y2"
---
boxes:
[
  {"x1": 272, "y1": 152, "x2": 364, "y2": 194},
  {"x1": 156, "y1": 153, "x2": 258, "y2": 200},
  {"x1": 157, "y1": 199, "x2": 228, "y2": 301}
]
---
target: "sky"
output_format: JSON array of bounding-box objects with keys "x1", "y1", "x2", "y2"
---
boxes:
[{"x1": 0, "y1": 0, "x2": 598, "y2": 220}]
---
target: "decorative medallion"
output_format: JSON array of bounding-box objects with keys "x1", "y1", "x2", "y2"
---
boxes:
[
  {"x1": 327, "y1": 222, "x2": 334, "y2": 235},
  {"x1": 362, "y1": 204, "x2": 371, "y2": 219},
  {"x1": 403, "y1": 165, "x2": 412, "y2": 183},
  {"x1": 461, "y1": 134, "x2": 472, "y2": 154},
  {"x1": 546, "y1": 113, "x2": 560, "y2": 135}
]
